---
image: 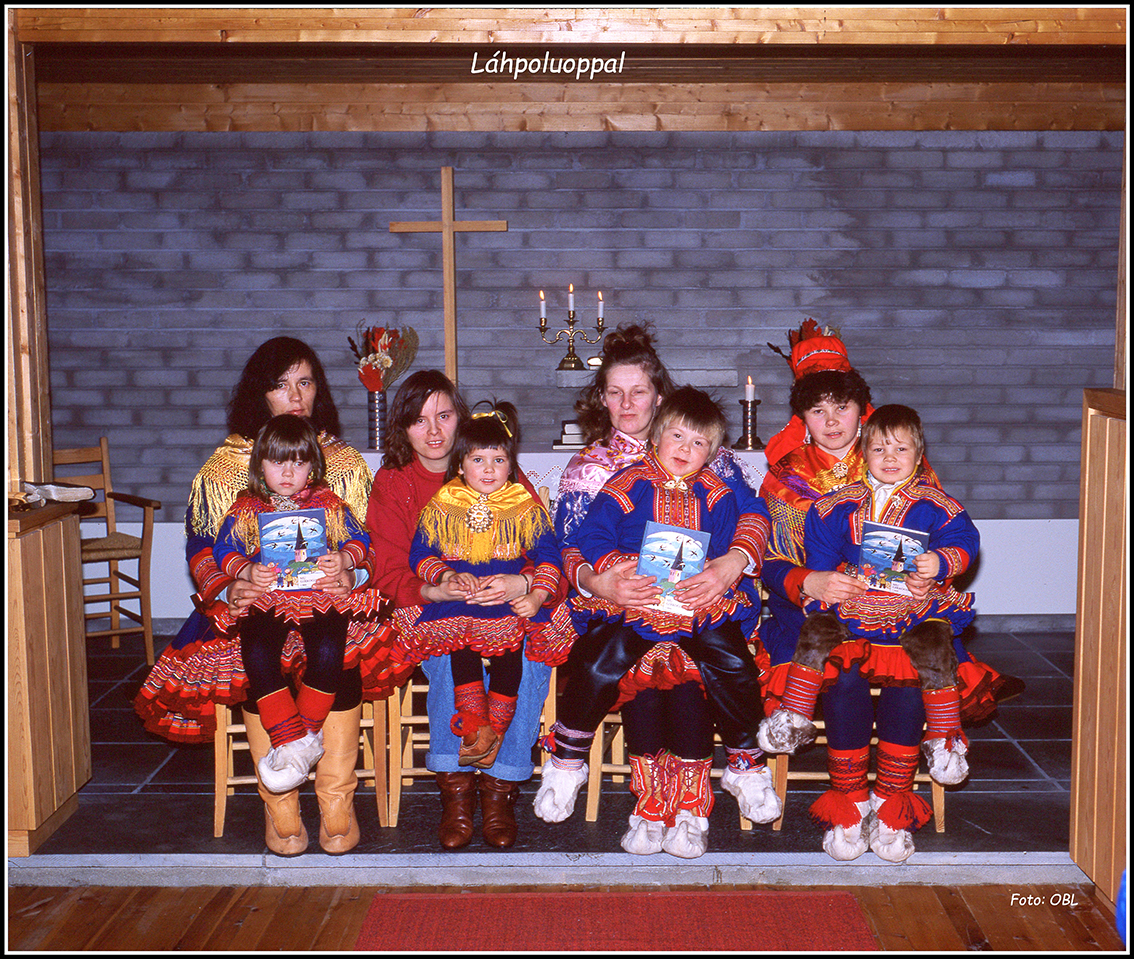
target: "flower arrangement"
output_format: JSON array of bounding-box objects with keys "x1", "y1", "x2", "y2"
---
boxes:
[{"x1": 348, "y1": 323, "x2": 419, "y2": 393}]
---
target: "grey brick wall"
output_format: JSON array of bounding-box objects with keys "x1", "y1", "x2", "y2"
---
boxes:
[{"x1": 40, "y1": 130, "x2": 1122, "y2": 523}]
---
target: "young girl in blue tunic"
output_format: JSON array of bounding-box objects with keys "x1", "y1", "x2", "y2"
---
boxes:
[
  {"x1": 211, "y1": 415, "x2": 385, "y2": 795},
  {"x1": 398, "y1": 402, "x2": 572, "y2": 768}
]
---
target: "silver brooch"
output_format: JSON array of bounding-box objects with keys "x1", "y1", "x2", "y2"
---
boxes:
[{"x1": 464, "y1": 494, "x2": 494, "y2": 533}]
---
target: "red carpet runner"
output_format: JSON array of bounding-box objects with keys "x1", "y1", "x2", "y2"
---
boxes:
[{"x1": 355, "y1": 890, "x2": 878, "y2": 951}]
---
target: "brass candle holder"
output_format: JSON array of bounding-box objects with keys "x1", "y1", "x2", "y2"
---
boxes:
[
  {"x1": 539, "y1": 288, "x2": 605, "y2": 370},
  {"x1": 733, "y1": 398, "x2": 764, "y2": 450}
]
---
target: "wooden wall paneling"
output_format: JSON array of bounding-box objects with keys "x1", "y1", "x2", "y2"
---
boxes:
[
  {"x1": 7, "y1": 15, "x2": 52, "y2": 488},
  {"x1": 8, "y1": 506, "x2": 91, "y2": 856},
  {"x1": 34, "y1": 79, "x2": 1127, "y2": 134},
  {"x1": 1069, "y1": 388, "x2": 1127, "y2": 908},
  {"x1": 1116, "y1": 138, "x2": 1126, "y2": 392}
]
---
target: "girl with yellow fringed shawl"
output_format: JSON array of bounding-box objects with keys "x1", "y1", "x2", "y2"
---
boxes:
[{"x1": 401, "y1": 401, "x2": 574, "y2": 769}]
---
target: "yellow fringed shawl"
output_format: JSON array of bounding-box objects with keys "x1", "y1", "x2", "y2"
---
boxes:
[
  {"x1": 187, "y1": 432, "x2": 372, "y2": 539},
  {"x1": 417, "y1": 480, "x2": 550, "y2": 565}
]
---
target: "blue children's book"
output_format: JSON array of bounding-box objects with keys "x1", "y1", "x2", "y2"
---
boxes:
[
  {"x1": 637, "y1": 521, "x2": 711, "y2": 616},
  {"x1": 257, "y1": 508, "x2": 329, "y2": 590},
  {"x1": 856, "y1": 520, "x2": 930, "y2": 597}
]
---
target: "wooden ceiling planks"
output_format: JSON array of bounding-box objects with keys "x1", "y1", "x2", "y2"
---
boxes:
[
  {"x1": 16, "y1": 8, "x2": 1127, "y2": 133},
  {"x1": 14, "y1": 8, "x2": 1128, "y2": 45}
]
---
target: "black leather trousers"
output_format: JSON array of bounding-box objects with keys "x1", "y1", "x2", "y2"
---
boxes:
[{"x1": 557, "y1": 618, "x2": 762, "y2": 752}]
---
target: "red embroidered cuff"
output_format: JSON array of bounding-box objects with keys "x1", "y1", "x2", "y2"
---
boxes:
[
  {"x1": 531, "y1": 563, "x2": 561, "y2": 597},
  {"x1": 416, "y1": 556, "x2": 451, "y2": 586},
  {"x1": 731, "y1": 514, "x2": 771, "y2": 574},
  {"x1": 935, "y1": 547, "x2": 969, "y2": 579}
]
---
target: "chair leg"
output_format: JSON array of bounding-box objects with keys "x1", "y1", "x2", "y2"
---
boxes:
[
  {"x1": 386, "y1": 684, "x2": 405, "y2": 827},
  {"x1": 584, "y1": 720, "x2": 605, "y2": 823},
  {"x1": 367, "y1": 701, "x2": 390, "y2": 828},
  {"x1": 139, "y1": 559, "x2": 155, "y2": 667},
  {"x1": 214, "y1": 703, "x2": 230, "y2": 838},
  {"x1": 108, "y1": 560, "x2": 122, "y2": 649},
  {"x1": 771, "y1": 752, "x2": 789, "y2": 832},
  {"x1": 933, "y1": 779, "x2": 945, "y2": 832}
]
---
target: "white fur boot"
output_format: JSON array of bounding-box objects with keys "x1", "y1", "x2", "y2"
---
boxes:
[
  {"x1": 532, "y1": 761, "x2": 588, "y2": 823},
  {"x1": 923, "y1": 737, "x2": 969, "y2": 785},
  {"x1": 868, "y1": 791, "x2": 916, "y2": 863},
  {"x1": 621, "y1": 815, "x2": 666, "y2": 855},
  {"x1": 258, "y1": 730, "x2": 324, "y2": 794},
  {"x1": 662, "y1": 809, "x2": 710, "y2": 859},
  {"x1": 821, "y1": 799, "x2": 871, "y2": 861},
  {"x1": 720, "y1": 765, "x2": 782, "y2": 824},
  {"x1": 757, "y1": 709, "x2": 818, "y2": 755}
]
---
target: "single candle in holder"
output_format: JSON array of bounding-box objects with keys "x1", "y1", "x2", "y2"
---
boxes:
[
  {"x1": 539, "y1": 290, "x2": 546, "y2": 319},
  {"x1": 568, "y1": 283, "x2": 575, "y2": 312},
  {"x1": 734, "y1": 376, "x2": 763, "y2": 450},
  {"x1": 598, "y1": 291, "x2": 604, "y2": 319}
]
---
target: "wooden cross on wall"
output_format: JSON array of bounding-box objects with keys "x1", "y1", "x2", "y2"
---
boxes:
[{"x1": 389, "y1": 167, "x2": 508, "y2": 385}]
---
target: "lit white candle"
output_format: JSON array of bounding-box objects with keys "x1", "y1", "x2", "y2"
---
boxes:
[
  {"x1": 745, "y1": 376, "x2": 756, "y2": 401},
  {"x1": 539, "y1": 290, "x2": 546, "y2": 319},
  {"x1": 568, "y1": 283, "x2": 575, "y2": 312},
  {"x1": 597, "y1": 291, "x2": 604, "y2": 319}
]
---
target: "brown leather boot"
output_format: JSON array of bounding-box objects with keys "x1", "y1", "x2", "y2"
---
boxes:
[
  {"x1": 479, "y1": 774, "x2": 520, "y2": 849},
  {"x1": 244, "y1": 708, "x2": 308, "y2": 856},
  {"x1": 459, "y1": 724, "x2": 499, "y2": 767},
  {"x1": 436, "y1": 770, "x2": 477, "y2": 849},
  {"x1": 314, "y1": 705, "x2": 361, "y2": 855}
]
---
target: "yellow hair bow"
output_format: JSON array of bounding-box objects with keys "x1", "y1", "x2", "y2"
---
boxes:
[{"x1": 470, "y1": 409, "x2": 513, "y2": 437}]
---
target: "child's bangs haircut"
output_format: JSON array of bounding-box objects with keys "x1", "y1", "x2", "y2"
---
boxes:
[
  {"x1": 446, "y1": 400, "x2": 521, "y2": 483},
  {"x1": 651, "y1": 386, "x2": 728, "y2": 457},
  {"x1": 861, "y1": 404, "x2": 926, "y2": 460},
  {"x1": 249, "y1": 413, "x2": 326, "y2": 499},
  {"x1": 789, "y1": 368, "x2": 872, "y2": 419}
]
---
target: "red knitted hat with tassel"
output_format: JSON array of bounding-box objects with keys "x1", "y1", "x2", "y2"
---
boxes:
[
  {"x1": 764, "y1": 320, "x2": 858, "y2": 465},
  {"x1": 788, "y1": 318, "x2": 852, "y2": 380}
]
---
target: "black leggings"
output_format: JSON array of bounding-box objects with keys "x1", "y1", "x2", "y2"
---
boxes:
[
  {"x1": 558, "y1": 619, "x2": 762, "y2": 751},
  {"x1": 820, "y1": 664, "x2": 926, "y2": 750},
  {"x1": 450, "y1": 646, "x2": 523, "y2": 698},
  {"x1": 239, "y1": 608, "x2": 359, "y2": 710},
  {"x1": 621, "y1": 682, "x2": 715, "y2": 759}
]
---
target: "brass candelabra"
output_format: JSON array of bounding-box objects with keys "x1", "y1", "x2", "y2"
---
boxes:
[{"x1": 538, "y1": 287, "x2": 605, "y2": 370}]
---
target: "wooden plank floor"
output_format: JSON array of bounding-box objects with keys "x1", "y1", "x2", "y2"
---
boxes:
[{"x1": 8, "y1": 882, "x2": 1124, "y2": 951}]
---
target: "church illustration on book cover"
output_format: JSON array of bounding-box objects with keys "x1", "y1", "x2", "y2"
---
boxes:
[
  {"x1": 257, "y1": 508, "x2": 329, "y2": 590},
  {"x1": 856, "y1": 520, "x2": 930, "y2": 597},
  {"x1": 636, "y1": 521, "x2": 711, "y2": 616}
]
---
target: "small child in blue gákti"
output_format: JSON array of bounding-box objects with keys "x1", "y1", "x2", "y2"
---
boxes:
[
  {"x1": 212, "y1": 414, "x2": 384, "y2": 794},
  {"x1": 397, "y1": 402, "x2": 573, "y2": 769}
]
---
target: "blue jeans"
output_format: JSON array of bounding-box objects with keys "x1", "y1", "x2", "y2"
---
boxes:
[{"x1": 420, "y1": 652, "x2": 553, "y2": 782}]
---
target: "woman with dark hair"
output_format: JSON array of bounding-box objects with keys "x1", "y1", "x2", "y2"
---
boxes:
[
  {"x1": 367, "y1": 371, "x2": 557, "y2": 850},
  {"x1": 225, "y1": 337, "x2": 343, "y2": 442},
  {"x1": 135, "y1": 336, "x2": 400, "y2": 856},
  {"x1": 536, "y1": 324, "x2": 780, "y2": 859}
]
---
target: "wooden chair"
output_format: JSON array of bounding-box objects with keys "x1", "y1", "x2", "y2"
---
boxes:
[
  {"x1": 384, "y1": 665, "x2": 558, "y2": 826},
  {"x1": 52, "y1": 437, "x2": 161, "y2": 665},
  {"x1": 768, "y1": 694, "x2": 946, "y2": 833},
  {"x1": 213, "y1": 700, "x2": 387, "y2": 837}
]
